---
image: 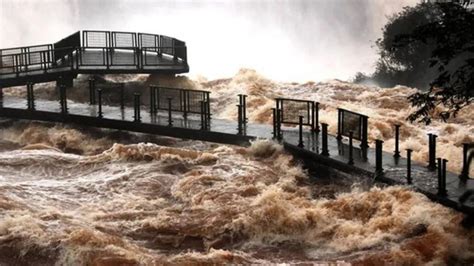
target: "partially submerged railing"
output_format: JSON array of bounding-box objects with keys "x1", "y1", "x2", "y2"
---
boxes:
[
  {"x1": 460, "y1": 143, "x2": 474, "y2": 180},
  {"x1": 273, "y1": 98, "x2": 319, "y2": 139},
  {"x1": 336, "y1": 108, "x2": 369, "y2": 148},
  {"x1": 2, "y1": 80, "x2": 474, "y2": 205},
  {"x1": 149, "y1": 85, "x2": 210, "y2": 128},
  {"x1": 148, "y1": 85, "x2": 211, "y2": 115},
  {"x1": 272, "y1": 98, "x2": 319, "y2": 148}
]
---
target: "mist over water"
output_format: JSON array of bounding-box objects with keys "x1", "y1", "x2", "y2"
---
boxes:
[
  {"x1": 0, "y1": 0, "x2": 418, "y2": 81},
  {"x1": 2, "y1": 0, "x2": 474, "y2": 264}
]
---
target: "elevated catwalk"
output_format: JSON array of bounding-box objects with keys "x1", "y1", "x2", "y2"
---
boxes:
[{"x1": 0, "y1": 30, "x2": 189, "y2": 87}]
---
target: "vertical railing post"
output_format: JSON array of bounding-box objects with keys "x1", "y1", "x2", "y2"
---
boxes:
[
  {"x1": 337, "y1": 109, "x2": 342, "y2": 141},
  {"x1": 206, "y1": 100, "x2": 210, "y2": 129},
  {"x1": 26, "y1": 83, "x2": 30, "y2": 109},
  {"x1": 200, "y1": 100, "x2": 205, "y2": 130},
  {"x1": 394, "y1": 124, "x2": 401, "y2": 158},
  {"x1": 275, "y1": 99, "x2": 282, "y2": 140},
  {"x1": 298, "y1": 115, "x2": 304, "y2": 148},
  {"x1": 59, "y1": 84, "x2": 68, "y2": 114},
  {"x1": 460, "y1": 143, "x2": 469, "y2": 180},
  {"x1": 277, "y1": 109, "x2": 282, "y2": 140},
  {"x1": 272, "y1": 108, "x2": 277, "y2": 139},
  {"x1": 97, "y1": 88, "x2": 103, "y2": 118},
  {"x1": 237, "y1": 104, "x2": 243, "y2": 135},
  {"x1": 375, "y1": 139, "x2": 384, "y2": 178},
  {"x1": 205, "y1": 92, "x2": 211, "y2": 124},
  {"x1": 242, "y1": 94, "x2": 247, "y2": 125},
  {"x1": 89, "y1": 78, "x2": 96, "y2": 105},
  {"x1": 178, "y1": 90, "x2": 184, "y2": 115},
  {"x1": 437, "y1": 158, "x2": 447, "y2": 196},
  {"x1": 237, "y1": 95, "x2": 243, "y2": 124},
  {"x1": 31, "y1": 82, "x2": 35, "y2": 110},
  {"x1": 136, "y1": 47, "x2": 141, "y2": 69},
  {"x1": 437, "y1": 157, "x2": 442, "y2": 193},
  {"x1": 205, "y1": 100, "x2": 210, "y2": 130},
  {"x1": 428, "y1": 134, "x2": 437, "y2": 170},
  {"x1": 348, "y1": 131, "x2": 354, "y2": 165},
  {"x1": 313, "y1": 102, "x2": 320, "y2": 133},
  {"x1": 120, "y1": 84, "x2": 125, "y2": 110},
  {"x1": 407, "y1": 149, "x2": 412, "y2": 184},
  {"x1": 238, "y1": 94, "x2": 247, "y2": 126},
  {"x1": 321, "y1": 123, "x2": 329, "y2": 156},
  {"x1": 203, "y1": 101, "x2": 208, "y2": 130},
  {"x1": 150, "y1": 86, "x2": 155, "y2": 114},
  {"x1": 27, "y1": 82, "x2": 35, "y2": 110},
  {"x1": 442, "y1": 159, "x2": 448, "y2": 196},
  {"x1": 156, "y1": 86, "x2": 161, "y2": 110},
  {"x1": 14, "y1": 54, "x2": 18, "y2": 76},
  {"x1": 361, "y1": 116, "x2": 369, "y2": 148},
  {"x1": 168, "y1": 97, "x2": 173, "y2": 127},
  {"x1": 182, "y1": 90, "x2": 188, "y2": 119},
  {"x1": 105, "y1": 47, "x2": 110, "y2": 69},
  {"x1": 134, "y1": 93, "x2": 141, "y2": 122}
]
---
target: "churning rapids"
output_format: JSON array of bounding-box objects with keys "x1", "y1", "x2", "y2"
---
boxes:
[{"x1": 0, "y1": 69, "x2": 473, "y2": 265}]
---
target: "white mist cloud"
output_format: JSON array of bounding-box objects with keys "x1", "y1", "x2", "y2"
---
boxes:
[{"x1": 0, "y1": 0, "x2": 419, "y2": 82}]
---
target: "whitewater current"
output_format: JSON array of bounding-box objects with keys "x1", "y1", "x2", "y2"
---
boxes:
[{"x1": 0, "y1": 69, "x2": 473, "y2": 264}]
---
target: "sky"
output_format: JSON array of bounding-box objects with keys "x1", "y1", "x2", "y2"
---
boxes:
[{"x1": 0, "y1": 0, "x2": 419, "y2": 82}]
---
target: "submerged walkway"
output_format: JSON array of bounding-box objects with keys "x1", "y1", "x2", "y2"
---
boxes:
[
  {"x1": 0, "y1": 95, "x2": 473, "y2": 215},
  {"x1": 2, "y1": 29, "x2": 473, "y2": 217}
]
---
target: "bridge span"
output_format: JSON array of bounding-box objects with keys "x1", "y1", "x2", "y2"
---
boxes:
[
  {"x1": 0, "y1": 82, "x2": 472, "y2": 216},
  {"x1": 0, "y1": 30, "x2": 188, "y2": 87}
]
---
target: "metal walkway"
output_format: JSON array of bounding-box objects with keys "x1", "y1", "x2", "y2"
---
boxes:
[
  {"x1": 0, "y1": 30, "x2": 189, "y2": 87},
  {"x1": 1, "y1": 30, "x2": 473, "y2": 217},
  {"x1": 0, "y1": 94, "x2": 473, "y2": 215}
]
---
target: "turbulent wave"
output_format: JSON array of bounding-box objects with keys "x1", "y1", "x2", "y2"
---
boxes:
[
  {"x1": 194, "y1": 69, "x2": 473, "y2": 175},
  {"x1": 7, "y1": 69, "x2": 472, "y2": 175},
  {"x1": 1, "y1": 70, "x2": 473, "y2": 264},
  {"x1": 5, "y1": 69, "x2": 472, "y2": 175}
]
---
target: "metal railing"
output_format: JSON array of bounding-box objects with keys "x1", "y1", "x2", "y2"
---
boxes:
[
  {"x1": 460, "y1": 143, "x2": 474, "y2": 180},
  {"x1": 275, "y1": 98, "x2": 318, "y2": 130},
  {"x1": 0, "y1": 30, "x2": 188, "y2": 77},
  {"x1": 150, "y1": 85, "x2": 210, "y2": 116},
  {"x1": 0, "y1": 45, "x2": 78, "y2": 76},
  {"x1": 337, "y1": 108, "x2": 369, "y2": 148}
]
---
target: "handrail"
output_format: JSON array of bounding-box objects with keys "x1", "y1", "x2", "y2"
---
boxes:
[
  {"x1": 0, "y1": 30, "x2": 188, "y2": 77},
  {"x1": 276, "y1": 97, "x2": 316, "y2": 103},
  {"x1": 0, "y1": 46, "x2": 72, "y2": 61},
  {"x1": 150, "y1": 85, "x2": 210, "y2": 94},
  {"x1": 338, "y1": 107, "x2": 369, "y2": 118},
  {"x1": 0, "y1": 44, "x2": 52, "y2": 54}
]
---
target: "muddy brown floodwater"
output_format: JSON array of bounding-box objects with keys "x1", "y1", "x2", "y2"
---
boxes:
[{"x1": 0, "y1": 70, "x2": 473, "y2": 264}]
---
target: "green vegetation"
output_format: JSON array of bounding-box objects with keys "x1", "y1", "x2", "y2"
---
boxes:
[{"x1": 357, "y1": 3, "x2": 474, "y2": 124}]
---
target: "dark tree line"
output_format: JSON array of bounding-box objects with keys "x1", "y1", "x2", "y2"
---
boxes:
[{"x1": 356, "y1": 3, "x2": 474, "y2": 124}]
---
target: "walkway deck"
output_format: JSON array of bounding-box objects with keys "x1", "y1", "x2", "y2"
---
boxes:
[{"x1": 1, "y1": 96, "x2": 473, "y2": 215}]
